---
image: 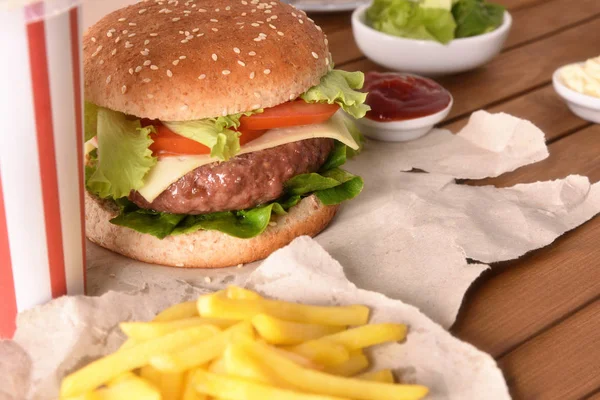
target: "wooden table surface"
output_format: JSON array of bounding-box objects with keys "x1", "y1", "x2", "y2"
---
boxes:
[{"x1": 311, "y1": 1, "x2": 600, "y2": 399}]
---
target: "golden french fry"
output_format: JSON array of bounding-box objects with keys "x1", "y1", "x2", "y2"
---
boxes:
[
  {"x1": 357, "y1": 370, "x2": 395, "y2": 384},
  {"x1": 161, "y1": 372, "x2": 185, "y2": 400},
  {"x1": 223, "y1": 343, "x2": 285, "y2": 386},
  {"x1": 64, "y1": 374, "x2": 161, "y2": 400},
  {"x1": 198, "y1": 292, "x2": 369, "y2": 326},
  {"x1": 239, "y1": 339, "x2": 429, "y2": 400},
  {"x1": 252, "y1": 314, "x2": 345, "y2": 345},
  {"x1": 271, "y1": 347, "x2": 323, "y2": 370},
  {"x1": 108, "y1": 372, "x2": 137, "y2": 386},
  {"x1": 226, "y1": 286, "x2": 263, "y2": 300},
  {"x1": 150, "y1": 322, "x2": 253, "y2": 373},
  {"x1": 153, "y1": 301, "x2": 199, "y2": 322},
  {"x1": 182, "y1": 370, "x2": 207, "y2": 400},
  {"x1": 60, "y1": 325, "x2": 219, "y2": 398},
  {"x1": 285, "y1": 340, "x2": 350, "y2": 366},
  {"x1": 192, "y1": 369, "x2": 351, "y2": 400},
  {"x1": 139, "y1": 365, "x2": 162, "y2": 388},
  {"x1": 120, "y1": 317, "x2": 235, "y2": 340},
  {"x1": 292, "y1": 323, "x2": 407, "y2": 355},
  {"x1": 208, "y1": 356, "x2": 226, "y2": 374},
  {"x1": 325, "y1": 351, "x2": 369, "y2": 377}
]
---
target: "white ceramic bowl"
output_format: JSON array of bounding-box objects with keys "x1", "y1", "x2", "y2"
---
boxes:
[
  {"x1": 351, "y1": 5, "x2": 512, "y2": 76},
  {"x1": 553, "y1": 65, "x2": 600, "y2": 124},
  {"x1": 355, "y1": 95, "x2": 453, "y2": 142}
]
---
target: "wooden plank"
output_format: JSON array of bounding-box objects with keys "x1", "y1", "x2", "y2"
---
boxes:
[
  {"x1": 329, "y1": 0, "x2": 600, "y2": 66},
  {"x1": 308, "y1": 11, "x2": 352, "y2": 34},
  {"x1": 496, "y1": 0, "x2": 542, "y2": 9},
  {"x1": 451, "y1": 125, "x2": 600, "y2": 358},
  {"x1": 442, "y1": 84, "x2": 590, "y2": 142},
  {"x1": 585, "y1": 390, "x2": 600, "y2": 400},
  {"x1": 497, "y1": 301, "x2": 600, "y2": 400},
  {"x1": 504, "y1": 0, "x2": 600, "y2": 49},
  {"x1": 342, "y1": 17, "x2": 600, "y2": 120}
]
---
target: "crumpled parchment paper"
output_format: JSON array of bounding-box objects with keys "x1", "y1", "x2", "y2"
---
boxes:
[
  {"x1": 87, "y1": 111, "x2": 600, "y2": 327},
  {"x1": 0, "y1": 237, "x2": 510, "y2": 400}
]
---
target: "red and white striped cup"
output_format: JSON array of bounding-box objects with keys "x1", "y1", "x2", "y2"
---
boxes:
[{"x1": 0, "y1": 0, "x2": 85, "y2": 338}]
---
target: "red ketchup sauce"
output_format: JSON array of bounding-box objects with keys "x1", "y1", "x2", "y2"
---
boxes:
[{"x1": 363, "y1": 72, "x2": 451, "y2": 122}]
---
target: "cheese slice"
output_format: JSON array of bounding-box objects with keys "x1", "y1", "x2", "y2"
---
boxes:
[{"x1": 137, "y1": 111, "x2": 358, "y2": 203}]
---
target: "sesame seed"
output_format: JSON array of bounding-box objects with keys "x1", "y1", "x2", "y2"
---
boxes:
[
  {"x1": 253, "y1": 37, "x2": 261, "y2": 42},
  {"x1": 233, "y1": 47, "x2": 240, "y2": 54},
  {"x1": 143, "y1": 78, "x2": 151, "y2": 83},
  {"x1": 198, "y1": 74, "x2": 206, "y2": 80},
  {"x1": 241, "y1": 12, "x2": 247, "y2": 16},
  {"x1": 324, "y1": 38, "x2": 328, "y2": 45},
  {"x1": 115, "y1": 37, "x2": 121, "y2": 43},
  {"x1": 197, "y1": 33, "x2": 204, "y2": 37},
  {"x1": 249, "y1": 71, "x2": 255, "y2": 79},
  {"x1": 204, "y1": 276, "x2": 212, "y2": 283},
  {"x1": 257, "y1": 21, "x2": 264, "y2": 24},
  {"x1": 128, "y1": 68, "x2": 134, "y2": 74},
  {"x1": 192, "y1": 28, "x2": 200, "y2": 33},
  {"x1": 91, "y1": 37, "x2": 96, "y2": 43},
  {"x1": 143, "y1": 60, "x2": 151, "y2": 66},
  {"x1": 289, "y1": 93, "x2": 295, "y2": 100},
  {"x1": 186, "y1": 35, "x2": 194, "y2": 40},
  {"x1": 271, "y1": 15, "x2": 278, "y2": 19},
  {"x1": 198, "y1": 8, "x2": 206, "y2": 12},
  {"x1": 210, "y1": 18, "x2": 218, "y2": 22},
  {"x1": 212, "y1": 53, "x2": 218, "y2": 61},
  {"x1": 122, "y1": 30, "x2": 129, "y2": 34},
  {"x1": 129, "y1": 22, "x2": 136, "y2": 26},
  {"x1": 277, "y1": 31, "x2": 284, "y2": 36},
  {"x1": 121, "y1": 85, "x2": 127, "y2": 94},
  {"x1": 252, "y1": 103, "x2": 260, "y2": 109},
  {"x1": 128, "y1": 33, "x2": 136, "y2": 37},
  {"x1": 238, "y1": 60, "x2": 246, "y2": 66},
  {"x1": 236, "y1": 21, "x2": 245, "y2": 25},
  {"x1": 139, "y1": 8, "x2": 147, "y2": 14},
  {"x1": 265, "y1": 9, "x2": 271, "y2": 13},
  {"x1": 325, "y1": 57, "x2": 329, "y2": 66},
  {"x1": 144, "y1": 39, "x2": 150, "y2": 45},
  {"x1": 107, "y1": 31, "x2": 113, "y2": 37},
  {"x1": 292, "y1": 12, "x2": 297, "y2": 17},
  {"x1": 242, "y1": 0, "x2": 248, "y2": 4},
  {"x1": 147, "y1": 94, "x2": 154, "y2": 99},
  {"x1": 166, "y1": 69, "x2": 173, "y2": 77},
  {"x1": 237, "y1": 263, "x2": 243, "y2": 268},
  {"x1": 269, "y1": 24, "x2": 276, "y2": 29},
  {"x1": 268, "y1": 221, "x2": 277, "y2": 226},
  {"x1": 316, "y1": 25, "x2": 322, "y2": 32},
  {"x1": 259, "y1": 32, "x2": 266, "y2": 37},
  {"x1": 105, "y1": 75, "x2": 112, "y2": 84},
  {"x1": 118, "y1": 17, "x2": 126, "y2": 22},
  {"x1": 111, "y1": 49, "x2": 117, "y2": 56},
  {"x1": 135, "y1": 66, "x2": 143, "y2": 72},
  {"x1": 172, "y1": 60, "x2": 179, "y2": 65},
  {"x1": 99, "y1": 59, "x2": 104, "y2": 65},
  {"x1": 249, "y1": 51, "x2": 256, "y2": 56},
  {"x1": 251, "y1": 23, "x2": 259, "y2": 27},
  {"x1": 172, "y1": 17, "x2": 181, "y2": 21},
  {"x1": 150, "y1": 65, "x2": 159, "y2": 70},
  {"x1": 311, "y1": 52, "x2": 319, "y2": 59},
  {"x1": 264, "y1": 69, "x2": 271, "y2": 75},
  {"x1": 211, "y1": 28, "x2": 218, "y2": 32},
  {"x1": 226, "y1": 6, "x2": 231, "y2": 10},
  {"x1": 299, "y1": 19, "x2": 304, "y2": 24},
  {"x1": 96, "y1": 45, "x2": 103, "y2": 52},
  {"x1": 181, "y1": 39, "x2": 188, "y2": 43},
  {"x1": 251, "y1": 9, "x2": 256, "y2": 12},
  {"x1": 215, "y1": 8, "x2": 220, "y2": 11},
  {"x1": 140, "y1": 50, "x2": 149, "y2": 56},
  {"x1": 149, "y1": 33, "x2": 158, "y2": 37},
  {"x1": 184, "y1": 30, "x2": 190, "y2": 36},
  {"x1": 222, "y1": 69, "x2": 231, "y2": 75}
]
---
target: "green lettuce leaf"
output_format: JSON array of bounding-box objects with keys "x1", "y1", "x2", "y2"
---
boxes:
[
  {"x1": 163, "y1": 111, "x2": 259, "y2": 161},
  {"x1": 366, "y1": 0, "x2": 456, "y2": 44},
  {"x1": 105, "y1": 140, "x2": 363, "y2": 239},
  {"x1": 84, "y1": 102, "x2": 99, "y2": 141},
  {"x1": 86, "y1": 108, "x2": 156, "y2": 199},
  {"x1": 452, "y1": 0, "x2": 504, "y2": 38},
  {"x1": 301, "y1": 70, "x2": 371, "y2": 119}
]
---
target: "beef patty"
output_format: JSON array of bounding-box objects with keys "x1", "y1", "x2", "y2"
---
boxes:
[{"x1": 129, "y1": 138, "x2": 335, "y2": 214}]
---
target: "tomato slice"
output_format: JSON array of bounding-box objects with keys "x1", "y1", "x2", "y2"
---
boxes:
[
  {"x1": 238, "y1": 100, "x2": 340, "y2": 131},
  {"x1": 146, "y1": 122, "x2": 267, "y2": 157}
]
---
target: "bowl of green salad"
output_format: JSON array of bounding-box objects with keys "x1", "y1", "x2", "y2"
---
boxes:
[{"x1": 352, "y1": 0, "x2": 512, "y2": 75}]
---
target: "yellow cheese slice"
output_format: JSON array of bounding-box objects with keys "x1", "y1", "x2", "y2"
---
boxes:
[{"x1": 137, "y1": 111, "x2": 357, "y2": 203}]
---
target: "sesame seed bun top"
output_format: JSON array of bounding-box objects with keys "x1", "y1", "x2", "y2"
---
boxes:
[{"x1": 83, "y1": 0, "x2": 330, "y2": 121}]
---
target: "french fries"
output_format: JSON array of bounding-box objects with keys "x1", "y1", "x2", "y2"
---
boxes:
[
  {"x1": 60, "y1": 286, "x2": 428, "y2": 400},
  {"x1": 60, "y1": 325, "x2": 220, "y2": 397},
  {"x1": 198, "y1": 290, "x2": 369, "y2": 326},
  {"x1": 120, "y1": 317, "x2": 235, "y2": 341},
  {"x1": 252, "y1": 314, "x2": 345, "y2": 345}
]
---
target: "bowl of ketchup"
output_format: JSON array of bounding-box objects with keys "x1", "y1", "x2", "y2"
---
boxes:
[{"x1": 356, "y1": 72, "x2": 453, "y2": 142}]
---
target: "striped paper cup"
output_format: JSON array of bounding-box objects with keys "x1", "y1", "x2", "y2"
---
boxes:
[{"x1": 0, "y1": 0, "x2": 85, "y2": 338}]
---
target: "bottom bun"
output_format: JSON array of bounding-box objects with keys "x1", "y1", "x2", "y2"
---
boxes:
[{"x1": 85, "y1": 191, "x2": 339, "y2": 268}]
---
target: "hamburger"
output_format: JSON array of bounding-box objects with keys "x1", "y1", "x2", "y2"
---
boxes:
[{"x1": 83, "y1": 0, "x2": 369, "y2": 268}]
